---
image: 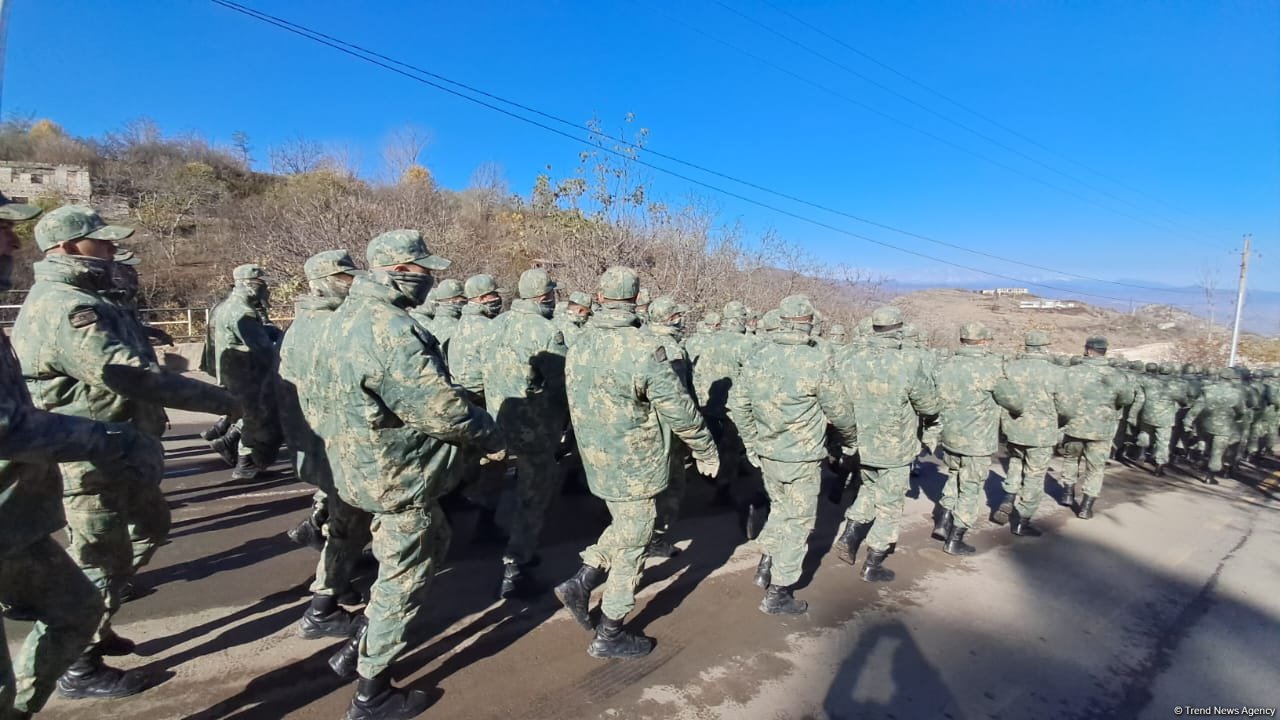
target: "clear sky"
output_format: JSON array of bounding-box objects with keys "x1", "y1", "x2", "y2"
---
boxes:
[{"x1": 5, "y1": 0, "x2": 1277, "y2": 297}]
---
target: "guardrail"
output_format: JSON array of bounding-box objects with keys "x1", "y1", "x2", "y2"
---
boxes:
[{"x1": 0, "y1": 305, "x2": 293, "y2": 342}]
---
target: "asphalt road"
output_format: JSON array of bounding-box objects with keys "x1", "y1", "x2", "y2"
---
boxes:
[{"x1": 13, "y1": 412, "x2": 1280, "y2": 720}]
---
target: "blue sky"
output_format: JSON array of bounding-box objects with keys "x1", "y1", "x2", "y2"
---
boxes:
[{"x1": 5, "y1": 0, "x2": 1277, "y2": 298}]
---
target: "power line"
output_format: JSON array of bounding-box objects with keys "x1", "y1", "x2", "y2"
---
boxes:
[
  {"x1": 711, "y1": 0, "x2": 1218, "y2": 243},
  {"x1": 208, "y1": 0, "x2": 1203, "y2": 308},
  {"x1": 636, "y1": 0, "x2": 1211, "y2": 249},
  {"x1": 757, "y1": 0, "x2": 1228, "y2": 239}
]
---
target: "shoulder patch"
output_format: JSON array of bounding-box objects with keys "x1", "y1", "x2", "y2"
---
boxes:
[
  {"x1": 69, "y1": 308, "x2": 100, "y2": 329},
  {"x1": 553, "y1": 331, "x2": 565, "y2": 346},
  {"x1": 654, "y1": 345, "x2": 668, "y2": 363}
]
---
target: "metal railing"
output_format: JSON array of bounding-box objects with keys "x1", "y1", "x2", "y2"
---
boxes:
[{"x1": 0, "y1": 305, "x2": 213, "y2": 341}]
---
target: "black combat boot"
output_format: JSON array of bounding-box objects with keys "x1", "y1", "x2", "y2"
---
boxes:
[
  {"x1": 1077, "y1": 494, "x2": 1097, "y2": 519},
  {"x1": 860, "y1": 548, "x2": 895, "y2": 583},
  {"x1": 1059, "y1": 484, "x2": 1076, "y2": 508},
  {"x1": 337, "y1": 587, "x2": 365, "y2": 606},
  {"x1": 1010, "y1": 514, "x2": 1043, "y2": 537},
  {"x1": 931, "y1": 509, "x2": 953, "y2": 541},
  {"x1": 231, "y1": 454, "x2": 260, "y2": 481},
  {"x1": 835, "y1": 521, "x2": 871, "y2": 566},
  {"x1": 201, "y1": 416, "x2": 233, "y2": 441},
  {"x1": 287, "y1": 516, "x2": 325, "y2": 550},
  {"x1": 329, "y1": 616, "x2": 370, "y2": 680},
  {"x1": 943, "y1": 526, "x2": 976, "y2": 556},
  {"x1": 644, "y1": 535, "x2": 680, "y2": 559},
  {"x1": 554, "y1": 565, "x2": 607, "y2": 631},
  {"x1": 1201, "y1": 470, "x2": 1220, "y2": 485},
  {"x1": 587, "y1": 616, "x2": 654, "y2": 659},
  {"x1": 209, "y1": 426, "x2": 241, "y2": 467},
  {"x1": 345, "y1": 671, "x2": 431, "y2": 720},
  {"x1": 56, "y1": 656, "x2": 148, "y2": 700},
  {"x1": 119, "y1": 580, "x2": 153, "y2": 604},
  {"x1": 759, "y1": 584, "x2": 808, "y2": 615},
  {"x1": 991, "y1": 492, "x2": 1017, "y2": 526},
  {"x1": 498, "y1": 561, "x2": 544, "y2": 600},
  {"x1": 95, "y1": 630, "x2": 136, "y2": 656},
  {"x1": 753, "y1": 554, "x2": 772, "y2": 589},
  {"x1": 298, "y1": 595, "x2": 358, "y2": 639}
]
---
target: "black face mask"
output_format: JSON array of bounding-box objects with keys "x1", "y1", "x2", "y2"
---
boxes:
[
  {"x1": 388, "y1": 271, "x2": 435, "y2": 306},
  {"x1": 539, "y1": 297, "x2": 556, "y2": 318},
  {"x1": 482, "y1": 298, "x2": 503, "y2": 316}
]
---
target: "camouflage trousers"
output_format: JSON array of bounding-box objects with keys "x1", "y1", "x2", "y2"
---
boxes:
[
  {"x1": 1203, "y1": 433, "x2": 1240, "y2": 474},
  {"x1": 844, "y1": 465, "x2": 909, "y2": 552},
  {"x1": 502, "y1": 450, "x2": 562, "y2": 566},
  {"x1": 1003, "y1": 444, "x2": 1052, "y2": 520},
  {"x1": 1135, "y1": 424, "x2": 1173, "y2": 466},
  {"x1": 227, "y1": 378, "x2": 283, "y2": 466},
  {"x1": 920, "y1": 420, "x2": 942, "y2": 455},
  {"x1": 61, "y1": 465, "x2": 171, "y2": 648},
  {"x1": 756, "y1": 458, "x2": 821, "y2": 587},
  {"x1": 581, "y1": 497, "x2": 656, "y2": 621},
  {"x1": 1060, "y1": 437, "x2": 1109, "y2": 497},
  {"x1": 312, "y1": 492, "x2": 373, "y2": 598},
  {"x1": 654, "y1": 442, "x2": 689, "y2": 540},
  {"x1": 0, "y1": 537, "x2": 102, "y2": 717},
  {"x1": 358, "y1": 502, "x2": 450, "y2": 679},
  {"x1": 940, "y1": 452, "x2": 992, "y2": 530}
]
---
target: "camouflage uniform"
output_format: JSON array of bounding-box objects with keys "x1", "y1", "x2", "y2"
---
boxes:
[
  {"x1": 207, "y1": 263, "x2": 283, "y2": 473},
  {"x1": 933, "y1": 323, "x2": 1020, "y2": 549},
  {"x1": 646, "y1": 296, "x2": 693, "y2": 553},
  {"x1": 1133, "y1": 363, "x2": 1191, "y2": 470},
  {"x1": 276, "y1": 251, "x2": 371, "y2": 630},
  {"x1": 14, "y1": 206, "x2": 237, "y2": 658},
  {"x1": 480, "y1": 269, "x2": 568, "y2": 595},
  {"x1": 998, "y1": 331, "x2": 1067, "y2": 528},
  {"x1": 690, "y1": 302, "x2": 755, "y2": 506},
  {"x1": 418, "y1": 278, "x2": 464, "y2": 358},
  {"x1": 1059, "y1": 337, "x2": 1136, "y2": 517},
  {"x1": 818, "y1": 306, "x2": 940, "y2": 581},
  {"x1": 555, "y1": 290, "x2": 593, "y2": 347},
  {"x1": 308, "y1": 231, "x2": 502, "y2": 693},
  {"x1": 449, "y1": 274, "x2": 505, "y2": 399},
  {"x1": 1183, "y1": 368, "x2": 1249, "y2": 482},
  {"x1": 731, "y1": 296, "x2": 828, "y2": 611},
  {"x1": 556, "y1": 267, "x2": 717, "y2": 658}
]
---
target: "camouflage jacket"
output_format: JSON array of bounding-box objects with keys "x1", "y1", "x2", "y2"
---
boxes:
[
  {"x1": 1134, "y1": 374, "x2": 1191, "y2": 428},
  {"x1": 13, "y1": 256, "x2": 236, "y2": 444},
  {"x1": 648, "y1": 324, "x2": 693, "y2": 396},
  {"x1": 935, "y1": 347, "x2": 1021, "y2": 456},
  {"x1": 1001, "y1": 352, "x2": 1067, "y2": 448},
  {"x1": 731, "y1": 331, "x2": 830, "y2": 462},
  {"x1": 1060, "y1": 358, "x2": 1137, "y2": 441},
  {"x1": 422, "y1": 304, "x2": 461, "y2": 359},
  {"x1": 276, "y1": 294, "x2": 340, "y2": 491},
  {"x1": 208, "y1": 286, "x2": 278, "y2": 393},
  {"x1": 690, "y1": 328, "x2": 753, "y2": 419},
  {"x1": 817, "y1": 335, "x2": 941, "y2": 468},
  {"x1": 1185, "y1": 380, "x2": 1248, "y2": 437},
  {"x1": 480, "y1": 300, "x2": 569, "y2": 452},
  {"x1": 554, "y1": 315, "x2": 588, "y2": 348},
  {"x1": 564, "y1": 306, "x2": 716, "y2": 501},
  {"x1": 448, "y1": 304, "x2": 495, "y2": 400},
  {"x1": 309, "y1": 274, "x2": 502, "y2": 513}
]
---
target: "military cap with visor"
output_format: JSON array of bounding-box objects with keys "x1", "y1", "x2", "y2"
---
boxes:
[
  {"x1": 304, "y1": 249, "x2": 362, "y2": 281},
  {"x1": 648, "y1": 295, "x2": 688, "y2": 322},
  {"x1": 0, "y1": 191, "x2": 41, "y2": 222},
  {"x1": 35, "y1": 204, "x2": 133, "y2": 251},
  {"x1": 233, "y1": 263, "x2": 268, "y2": 281},
  {"x1": 568, "y1": 291, "x2": 592, "y2": 308},
  {"x1": 366, "y1": 229, "x2": 451, "y2": 271},
  {"x1": 1085, "y1": 335, "x2": 1109, "y2": 351},
  {"x1": 959, "y1": 322, "x2": 992, "y2": 342},
  {"x1": 870, "y1": 306, "x2": 903, "y2": 332},
  {"x1": 598, "y1": 266, "x2": 640, "y2": 301},
  {"x1": 517, "y1": 268, "x2": 557, "y2": 299},
  {"x1": 464, "y1": 273, "x2": 505, "y2": 299},
  {"x1": 1024, "y1": 330, "x2": 1052, "y2": 347},
  {"x1": 434, "y1": 278, "x2": 465, "y2": 300}
]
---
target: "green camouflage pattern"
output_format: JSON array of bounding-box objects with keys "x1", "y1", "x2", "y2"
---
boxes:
[
  {"x1": 934, "y1": 347, "x2": 1021, "y2": 456},
  {"x1": 755, "y1": 457, "x2": 822, "y2": 586},
  {"x1": 448, "y1": 304, "x2": 496, "y2": 398},
  {"x1": 278, "y1": 294, "x2": 342, "y2": 492},
  {"x1": 1001, "y1": 350, "x2": 1068, "y2": 448},
  {"x1": 1060, "y1": 357, "x2": 1137, "y2": 441},
  {"x1": 731, "y1": 329, "x2": 829, "y2": 462}
]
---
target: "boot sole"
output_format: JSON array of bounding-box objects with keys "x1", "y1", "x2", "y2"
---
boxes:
[
  {"x1": 759, "y1": 602, "x2": 808, "y2": 615},
  {"x1": 587, "y1": 644, "x2": 653, "y2": 660},
  {"x1": 298, "y1": 623, "x2": 356, "y2": 640}
]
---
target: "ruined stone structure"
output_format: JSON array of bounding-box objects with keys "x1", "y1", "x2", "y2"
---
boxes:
[{"x1": 0, "y1": 161, "x2": 92, "y2": 204}]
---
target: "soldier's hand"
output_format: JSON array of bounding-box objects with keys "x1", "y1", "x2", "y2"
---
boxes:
[
  {"x1": 99, "y1": 424, "x2": 165, "y2": 486},
  {"x1": 746, "y1": 450, "x2": 761, "y2": 469},
  {"x1": 695, "y1": 453, "x2": 721, "y2": 479},
  {"x1": 481, "y1": 448, "x2": 508, "y2": 465}
]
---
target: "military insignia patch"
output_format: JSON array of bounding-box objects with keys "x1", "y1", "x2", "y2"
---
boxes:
[
  {"x1": 654, "y1": 345, "x2": 668, "y2": 363},
  {"x1": 69, "y1": 308, "x2": 100, "y2": 329},
  {"x1": 553, "y1": 332, "x2": 565, "y2": 346}
]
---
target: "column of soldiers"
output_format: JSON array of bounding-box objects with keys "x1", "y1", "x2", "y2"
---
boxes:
[{"x1": 2, "y1": 201, "x2": 1278, "y2": 720}]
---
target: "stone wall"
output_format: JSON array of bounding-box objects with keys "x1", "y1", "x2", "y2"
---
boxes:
[{"x1": 0, "y1": 161, "x2": 92, "y2": 203}]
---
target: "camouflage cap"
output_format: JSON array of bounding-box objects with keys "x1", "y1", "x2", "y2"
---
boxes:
[
  {"x1": 723, "y1": 301, "x2": 748, "y2": 320},
  {"x1": 1218, "y1": 366, "x2": 1236, "y2": 380},
  {"x1": 366, "y1": 229, "x2": 451, "y2": 271},
  {"x1": 233, "y1": 263, "x2": 268, "y2": 281},
  {"x1": 1127, "y1": 360, "x2": 1144, "y2": 371},
  {"x1": 1159, "y1": 362, "x2": 1177, "y2": 375},
  {"x1": 760, "y1": 308, "x2": 783, "y2": 333},
  {"x1": 959, "y1": 322, "x2": 992, "y2": 341},
  {"x1": 0, "y1": 191, "x2": 40, "y2": 222},
  {"x1": 1145, "y1": 362, "x2": 1160, "y2": 373},
  {"x1": 870, "y1": 306, "x2": 903, "y2": 331},
  {"x1": 648, "y1": 295, "x2": 688, "y2": 322},
  {"x1": 35, "y1": 204, "x2": 133, "y2": 251},
  {"x1": 517, "y1": 268, "x2": 556, "y2": 299},
  {"x1": 568, "y1": 291, "x2": 592, "y2": 308},
  {"x1": 828, "y1": 323, "x2": 847, "y2": 337},
  {"x1": 598, "y1": 266, "x2": 640, "y2": 301},
  {"x1": 434, "y1": 278, "x2": 465, "y2": 299},
  {"x1": 1085, "y1": 335, "x2": 1109, "y2": 351},
  {"x1": 702, "y1": 311, "x2": 722, "y2": 327},
  {"x1": 304, "y1": 249, "x2": 360, "y2": 280},
  {"x1": 113, "y1": 249, "x2": 141, "y2": 267},
  {"x1": 1024, "y1": 330, "x2": 1052, "y2": 347},
  {"x1": 465, "y1": 273, "x2": 505, "y2": 299},
  {"x1": 778, "y1": 294, "x2": 815, "y2": 320}
]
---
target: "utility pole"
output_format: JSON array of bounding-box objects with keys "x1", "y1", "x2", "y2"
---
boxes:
[{"x1": 1228, "y1": 234, "x2": 1251, "y2": 367}]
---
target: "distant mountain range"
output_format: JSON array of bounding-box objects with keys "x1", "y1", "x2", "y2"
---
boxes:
[{"x1": 883, "y1": 279, "x2": 1280, "y2": 336}]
